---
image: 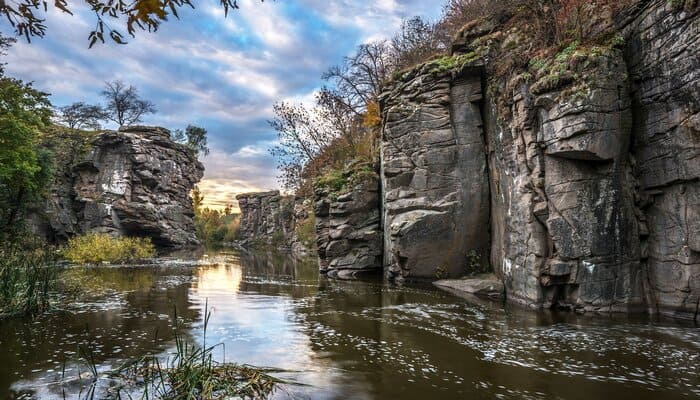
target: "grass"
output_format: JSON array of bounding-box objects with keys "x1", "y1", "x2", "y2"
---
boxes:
[
  {"x1": 315, "y1": 163, "x2": 377, "y2": 200},
  {"x1": 63, "y1": 232, "x2": 156, "y2": 264},
  {"x1": 0, "y1": 243, "x2": 59, "y2": 318},
  {"x1": 77, "y1": 302, "x2": 287, "y2": 399}
]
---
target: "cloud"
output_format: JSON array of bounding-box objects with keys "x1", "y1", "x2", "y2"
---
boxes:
[{"x1": 3, "y1": 0, "x2": 443, "y2": 208}]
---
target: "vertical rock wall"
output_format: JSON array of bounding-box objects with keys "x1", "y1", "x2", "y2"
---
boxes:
[
  {"x1": 40, "y1": 126, "x2": 203, "y2": 247},
  {"x1": 486, "y1": 50, "x2": 644, "y2": 312},
  {"x1": 380, "y1": 67, "x2": 490, "y2": 281},
  {"x1": 623, "y1": 2, "x2": 700, "y2": 318},
  {"x1": 314, "y1": 165, "x2": 382, "y2": 279},
  {"x1": 235, "y1": 191, "x2": 295, "y2": 246},
  {"x1": 377, "y1": 0, "x2": 698, "y2": 318}
]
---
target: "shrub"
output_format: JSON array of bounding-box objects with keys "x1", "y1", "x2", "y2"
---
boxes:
[
  {"x1": 296, "y1": 212, "x2": 316, "y2": 249},
  {"x1": 63, "y1": 233, "x2": 156, "y2": 264},
  {"x1": 195, "y1": 208, "x2": 240, "y2": 246}
]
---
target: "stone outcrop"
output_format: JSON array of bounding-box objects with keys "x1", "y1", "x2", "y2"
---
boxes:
[
  {"x1": 377, "y1": 0, "x2": 699, "y2": 319},
  {"x1": 486, "y1": 48, "x2": 645, "y2": 312},
  {"x1": 314, "y1": 164, "x2": 382, "y2": 279},
  {"x1": 623, "y1": 2, "x2": 700, "y2": 319},
  {"x1": 236, "y1": 191, "x2": 295, "y2": 246},
  {"x1": 40, "y1": 126, "x2": 203, "y2": 247},
  {"x1": 434, "y1": 274, "x2": 505, "y2": 300},
  {"x1": 380, "y1": 65, "x2": 491, "y2": 280}
]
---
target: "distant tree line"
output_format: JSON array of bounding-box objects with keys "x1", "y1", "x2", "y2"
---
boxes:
[{"x1": 191, "y1": 185, "x2": 240, "y2": 246}]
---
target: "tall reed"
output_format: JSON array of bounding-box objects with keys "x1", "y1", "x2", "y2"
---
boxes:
[{"x1": 0, "y1": 243, "x2": 59, "y2": 317}]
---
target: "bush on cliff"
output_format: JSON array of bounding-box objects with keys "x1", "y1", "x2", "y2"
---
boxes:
[{"x1": 63, "y1": 233, "x2": 156, "y2": 264}]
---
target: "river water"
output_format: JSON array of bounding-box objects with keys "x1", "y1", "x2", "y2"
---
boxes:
[{"x1": 0, "y1": 250, "x2": 698, "y2": 399}]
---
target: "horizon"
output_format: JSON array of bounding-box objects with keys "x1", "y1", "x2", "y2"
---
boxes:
[{"x1": 3, "y1": 0, "x2": 442, "y2": 211}]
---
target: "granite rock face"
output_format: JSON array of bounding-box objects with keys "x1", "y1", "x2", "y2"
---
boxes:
[
  {"x1": 236, "y1": 191, "x2": 295, "y2": 246},
  {"x1": 479, "y1": 0, "x2": 698, "y2": 318},
  {"x1": 380, "y1": 67, "x2": 491, "y2": 280},
  {"x1": 381, "y1": 0, "x2": 698, "y2": 319},
  {"x1": 315, "y1": 165, "x2": 383, "y2": 279},
  {"x1": 486, "y1": 49, "x2": 644, "y2": 312},
  {"x1": 623, "y1": 2, "x2": 700, "y2": 319},
  {"x1": 43, "y1": 126, "x2": 204, "y2": 247}
]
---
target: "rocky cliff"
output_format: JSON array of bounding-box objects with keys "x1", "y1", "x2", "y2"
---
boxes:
[
  {"x1": 230, "y1": 1, "x2": 698, "y2": 319},
  {"x1": 36, "y1": 126, "x2": 203, "y2": 247},
  {"x1": 314, "y1": 163, "x2": 383, "y2": 279},
  {"x1": 236, "y1": 191, "x2": 295, "y2": 246},
  {"x1": 381, "y1": 67, "x2": 491, "y2": 280},
  {"x1": 378, "y1": 0, "x2": 699, "y2": 319}
]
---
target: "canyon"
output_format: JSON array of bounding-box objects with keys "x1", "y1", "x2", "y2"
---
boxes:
[{"x1": 237, "y1": 0, "x2": 699, "y2": 320}]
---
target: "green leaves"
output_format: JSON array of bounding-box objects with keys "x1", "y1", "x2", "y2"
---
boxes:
[{"x1": 0, "y1": 72, "x2": 53, "y2": 231}]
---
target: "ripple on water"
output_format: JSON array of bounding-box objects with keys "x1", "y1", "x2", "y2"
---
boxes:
[{"x1": 2, "y1": 252, "x2": 699, "y2": 400}]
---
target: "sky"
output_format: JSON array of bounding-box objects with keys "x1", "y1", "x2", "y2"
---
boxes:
[{"x1": 3, "y1": 0, "x2": 443, "y2": 211}]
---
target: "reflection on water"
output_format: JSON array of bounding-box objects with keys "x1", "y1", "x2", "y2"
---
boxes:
[{"x1": 0, "y1": 250, "x2": 698, "y2": 399}]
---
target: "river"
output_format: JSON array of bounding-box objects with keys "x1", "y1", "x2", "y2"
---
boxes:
[{"x1": 0, "y1": 250, "x2": 698, "y2": 399}]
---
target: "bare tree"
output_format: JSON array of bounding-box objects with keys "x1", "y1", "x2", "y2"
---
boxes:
[
  {"x1": 100, "y1": 80, "x2": 156, "y2": 127},
  {"x1": 268, "y1": 101, "x2": 337, "y2": 191},
  {"x1": 390, "y1": 16, "x2": 443, "y2": 71},
  {"x1": 322, "y1": 41, "x2": 392, "y2": 115},
  {"x1": 56, "y1": 102, "x2": 106, "y2": 130}
]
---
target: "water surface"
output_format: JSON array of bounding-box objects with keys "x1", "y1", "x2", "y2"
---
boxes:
[{"x1": 0, "y1": 250, "x2": 698, "y2": 399}]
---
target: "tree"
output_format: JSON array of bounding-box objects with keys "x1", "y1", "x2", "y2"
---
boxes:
[
  {"x1": 1, "y1": 0, "x2": 251, "y2": 47},
  {"x1": 191, "y1": 185, "x2": 204, "y2": 215},
  {"x1": 390, "y1": 16, "x2": 443, "y2": 70},
  {"x1": 0, "y1": 73, "x2": 53, "y2": 233},
  {"x1": 171, "y1": 124, "x2": 209, "y2": 156},
  {"x1": 322, "y1": 41, "x2": 392, "y2": 115},
  {"x1": 56, "y1": 102, "x2": 106, "y2": 130},
  {"x1": 184, "y1": 125, "x2": 209, "y2": 156},
  {"x1": 268, "y1": 101, "x2": 336, "y2": 191},
  {"x1": 100, "y1": 80, "x2": 156, "y2": 127}
]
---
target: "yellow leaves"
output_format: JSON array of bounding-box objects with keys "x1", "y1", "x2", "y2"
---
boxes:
[
  {"x1": 362, "y1": 101, "x2": 381, "y2": 128},
  {"x1": 63, "y1": 233, "x2": 156, "y2": 264}
]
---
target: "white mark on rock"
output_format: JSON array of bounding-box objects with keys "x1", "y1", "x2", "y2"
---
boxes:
[
  {"x1": 102, "y1": 168, "x2": 128, "y2": 195},
  {"x1": 503, "y1": 258, "x2": 513, "y2": 277},
  {"x1": 583, "y1": 260, "x2": 595, "y2": 274}
]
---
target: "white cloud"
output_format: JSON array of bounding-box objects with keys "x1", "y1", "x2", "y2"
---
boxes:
[{"x1": 4, "y1": 0, "x2": 444, "y2": 204}]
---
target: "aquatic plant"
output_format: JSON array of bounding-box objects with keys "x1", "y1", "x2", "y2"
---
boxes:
[
  {"x1": 76, "y1": 302, "x2": 286, "y2": 399},
  {"x1": 62, "y1": 232, "x2": 156, "y2": 265},
  {"x1": 0, "y1": 243, "x2": 59, "y2": 317}
]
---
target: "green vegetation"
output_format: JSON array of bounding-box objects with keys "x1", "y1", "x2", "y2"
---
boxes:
[
  {"x1": 427, "y1": 50, "x2": 487, "y2": 74},
  {"x1": 172, "y1": 124, "x2": 210, "y2": 156},
  {"x1": 0, "y1": 242, "x2": 59, "y2": 317},
  {"x1": 0, "y1": 38, "x2": 53, "y2": 237},
  {"x1": 62, "y1": 233, "x2": 156, "y2": 265},
  {"x1": 315, "y1": 163, "x2": 376, "y2": 200},
  {"x1": 192, "y1": 186, "x2": 241, "y2": 246},
  {"x1": 296, "y1": 212, "x2": 316, "y2": 249}
]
